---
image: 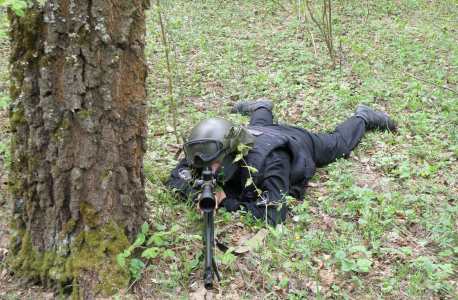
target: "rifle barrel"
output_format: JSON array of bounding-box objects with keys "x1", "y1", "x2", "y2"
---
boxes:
[
  {"x1": 196, "y1": 166, "x2": 219, "y2": 290},
  {"x1": 204, "y1": 212, "x2": 214, "y2": 290}
]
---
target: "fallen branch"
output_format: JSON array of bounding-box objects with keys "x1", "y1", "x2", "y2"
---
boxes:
[
  {"x1": 382, "y1": 215, "x2": 458, "y2": 262},
  {"x1": 270, "y1": 0, "x2": 289, "y2": 13},
  {"x1": 125, "y1": 259, "x2": 150, "y2": 293},
  {"x1": 303, "y1": 5, "x2": 318, "y2": 58},
  {"x1": 375, "y1": 53, "x2": 458, "y2": 96},
  {"x1": 193, "y1": 0, "x2": 226, "y2": 31},
  {"x1": 349, "y1": 1, "x2": 370, "y2": 38}
]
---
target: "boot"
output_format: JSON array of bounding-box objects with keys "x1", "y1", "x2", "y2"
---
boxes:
[
  {"x1": 355, "y1": 104, "x2": 396, "y2": 132},
  {"x1": 230, "y1": 99, "x2": 273, "y2": 116}
]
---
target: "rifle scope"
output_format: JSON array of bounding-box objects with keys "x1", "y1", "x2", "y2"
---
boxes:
[{"x1": 195, "y1": 167, "x2": 217, "y2": 212}]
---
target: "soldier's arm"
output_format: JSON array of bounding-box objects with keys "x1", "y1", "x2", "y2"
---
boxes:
[
  {"x1": 164, "y1": 158, "x2": 200, "y2": 202},
  {"x1": 219, "y1": 149, "x2": 291, "y2": 225}
]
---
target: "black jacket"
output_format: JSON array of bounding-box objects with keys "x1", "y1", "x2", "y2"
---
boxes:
[{"x1": 165, "y1": 124, "x2": 317, "y2": 224}]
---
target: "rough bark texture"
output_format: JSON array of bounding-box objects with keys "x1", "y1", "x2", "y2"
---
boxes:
[{"x1": 6, "y1": 0, "x2": 149, "y2": 297}]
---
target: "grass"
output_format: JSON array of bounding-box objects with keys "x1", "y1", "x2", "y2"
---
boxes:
[
  {"x1": 2, "y1": 0, "x2": 458, "y2": 299},
  {"x1": 140, "y1": 0, "x2": 458, "y2": 299}
]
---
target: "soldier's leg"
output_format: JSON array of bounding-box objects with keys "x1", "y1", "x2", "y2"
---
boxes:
[
  {"x1": 308, "y1": 105, "x2": 395, "y2": 167},
  {"x1": 308, "y1": 116, "x2": 366, "y2": 167},
  {"x1": 230, "y1": 99, "x2": 274, "y2": 126},
  {"x1": 249, "y1": 107, "x2": 274, "y2": 126}
]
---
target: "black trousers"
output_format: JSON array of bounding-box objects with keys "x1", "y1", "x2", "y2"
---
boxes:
[{"x1": 250, "y1": 108, "x2": 366, "y2": 167}]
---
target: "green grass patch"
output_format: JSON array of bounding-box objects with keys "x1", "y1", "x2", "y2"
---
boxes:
[{"x1": 140, "y1": 0, "x2": 458, "y2": 299}]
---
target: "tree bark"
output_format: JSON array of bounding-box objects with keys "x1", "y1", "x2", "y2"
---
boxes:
[{"x1": 6, "y1": 0, "x2": 149, "y2": 297}]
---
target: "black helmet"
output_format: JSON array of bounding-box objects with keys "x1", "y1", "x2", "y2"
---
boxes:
[{"x1": 184, "y1": 117, "x2": 254, "y2": 168}]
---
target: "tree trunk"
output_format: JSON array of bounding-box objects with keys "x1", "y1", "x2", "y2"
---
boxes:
[{"x1": 6, "y1": 0, "x2": 149, "y2": 297}]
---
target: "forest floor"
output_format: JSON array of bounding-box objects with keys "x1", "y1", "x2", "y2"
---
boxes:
[{"x1": 1, "y1": 0, "x2": 458, "y2": 299}]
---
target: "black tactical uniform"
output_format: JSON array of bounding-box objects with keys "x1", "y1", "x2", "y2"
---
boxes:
[{"x1": 165, "y1": 106, "x2": 373, "y2": 224}]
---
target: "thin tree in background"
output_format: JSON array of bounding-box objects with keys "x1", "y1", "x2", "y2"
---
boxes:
[
  {"x1": 157, "y1": 0, "x2": 180, "y2": 144},
  {"x1": 306, "y1": 0, "x2": 335, "y2": 67}
]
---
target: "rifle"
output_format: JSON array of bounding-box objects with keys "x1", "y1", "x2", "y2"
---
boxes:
[{"x1": 195, "y1": 166, "x2": 221, "y2": 290}]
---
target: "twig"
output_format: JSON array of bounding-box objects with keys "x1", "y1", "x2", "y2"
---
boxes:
[
  {"x1": 376, "y1": 54, "x2": 458, "y2": 96},
  {"x1": 235, "y1": 259, "x2": 262, "y2": 297},
  {"x1": 156, "y1": 0, "x2": 180, "y2": 144},
  {"x1": 410, "y1": 126, "x2": 434, "y2": 142},
  {"x1": 382, "y1": 215, "x2": 458, "y2": 261},
  {"x1": 401, "y1": 70, "x2": 458, "y2": 95},
  {"x1": 328, "y1": 0, "x2": 333, "y2": 60},
  {"x1": 126, "y1": 259, "x2": 150, "y2": 293},
  {"x1": 306, "y1": 0, "x2": 335, "y2": 66},
  {"x1": 270, "y1": 0, "x2": 289, "y2": 13},
  {"x1": 436, "y1": 229, "x2": 458, "y2": 240},
  {"x1": 193, "y1": 0, "x2": 225, "y2": 32},
  {"x1": 154, "y1": 158, "x2": 170, "y2": 162},
  {"x1": 156, "y1": 8, "x2": 180, "y2": 72},
  {"x1": 295, "y1": 0, "x2": 301, "y2": 42},
  {"x1": 394, "y1": 1, "x2": 458, "y2": 43},
  {"x1": 339, "y1": 40, "x2": 342, "y2": 73},
  {"x1": 163, "y1": 244, "x2": 201, "y2": 251},
  {"x1": 304, "y1": 8, "x2": 318, "y2": 58},
  {"x1": 326, "y1": 0, "x2": 334, "y2": 65},
  {"x1": 359, "y1": 2, "x2": 370, "y2": 33},
  {"x1": 242, "y1": 269, "x2": 264, "y2": 297}
]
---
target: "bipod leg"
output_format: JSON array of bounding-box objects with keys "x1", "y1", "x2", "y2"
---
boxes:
[{"x1": 212, "y1": 256, "x2": 221, "y2": 281}]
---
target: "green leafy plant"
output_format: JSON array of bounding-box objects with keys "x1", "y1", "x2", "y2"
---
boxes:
[
  {"x1": 129, "y1": 258, "x2": 145, "y2": 278},
  {"x1": 0, "y1": 95, "x2": 9, "y2": 107},
  {"x1": 1, "y1": 0, "x2": 45, "y2": 16},
  {"x1": 416, "y1": 256, "x2": 455, "y2": 292},
  {"x1": 218, "y1": 247, "x2": 236, "y2": 265},
  {"x1": 116, "y1": 222, "x2": 185, "y2": 267}
]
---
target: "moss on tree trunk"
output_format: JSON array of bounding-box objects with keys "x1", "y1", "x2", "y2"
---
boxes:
[
  {"x1": 7, "y1": 221, "x2": 132, "y2": 297},
  {"x1": 6, "y1": 0, "x2": 150, "y2": 297}
]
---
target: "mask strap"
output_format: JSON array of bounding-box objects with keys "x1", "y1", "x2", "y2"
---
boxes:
[
  {"x1": 173, "y1": 149, "x2": 182, "y2": 161},
  {"x1": 180, "y1": 129, "x2": 187, "y2": 143},
  {"x1": 173, "y1": 129, "x2": 188, "y2": 161},
  {"x1": 220, "y1": 139, "x2": 231, "y2": 150}
]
